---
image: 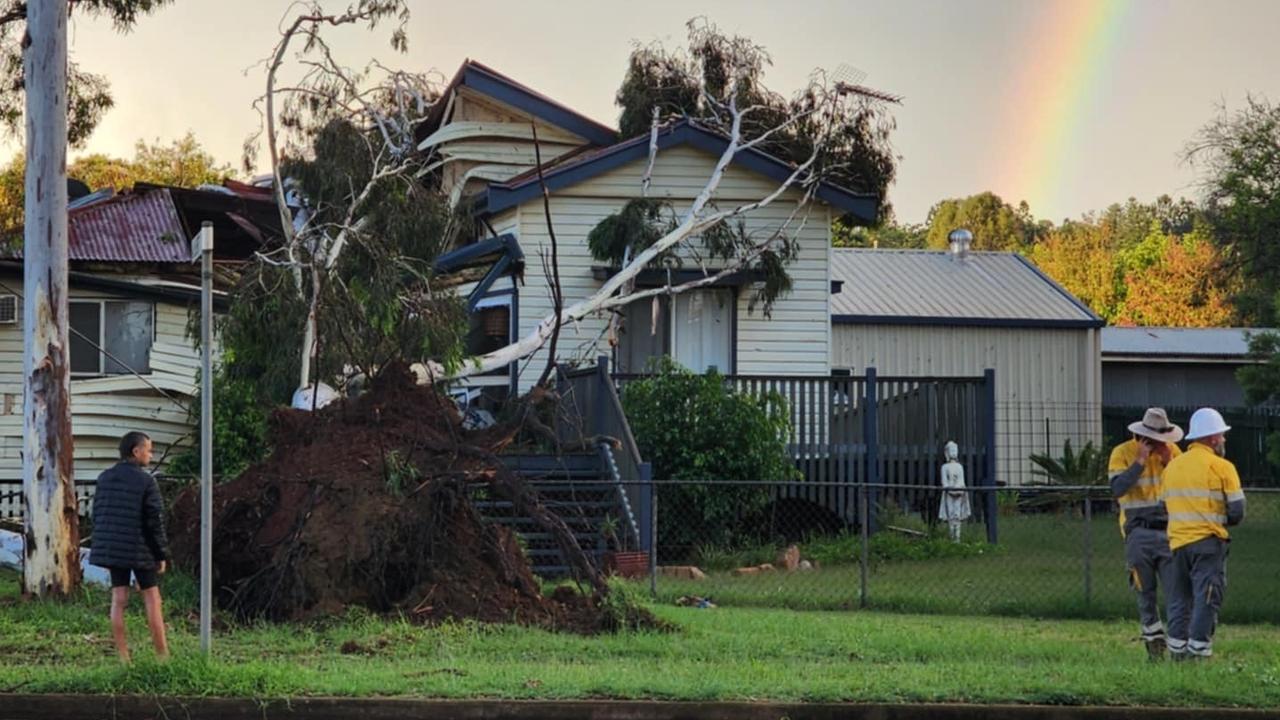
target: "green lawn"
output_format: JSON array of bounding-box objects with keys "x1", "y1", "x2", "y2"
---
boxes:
[
  {"x1": 651, "y1": 494, "x2": 1280, "y2": 622},
  {"x1": 3, "y1": 568, "x2": 1280, "y2": 707}
]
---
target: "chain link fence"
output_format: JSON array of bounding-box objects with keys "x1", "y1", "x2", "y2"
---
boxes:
[
  {"x1": 633, "y1": 480, "x2": 1280, "y2": 624},
  {"x1": 5, "y1": 474, "x2": 1276, "y2": 626}
]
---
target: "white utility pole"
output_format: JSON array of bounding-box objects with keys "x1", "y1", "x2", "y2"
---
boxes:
[
  {"x1": 195, "y1": 222, "x2": 214, "y2": 654},
  {"x1": 22, "y1": 0, "x2": 79, "y2": 595}
]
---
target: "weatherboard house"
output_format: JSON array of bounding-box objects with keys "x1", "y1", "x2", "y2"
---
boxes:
[
  {"x1": 423, "y1": 60, "x2": 878, "y2": 402},
  {"x1": 0, "y1": 182, "x2": 277, "y2": 519},
  {"x1": 426, "y1": 61, "x2": 1104, "y2": 488}
]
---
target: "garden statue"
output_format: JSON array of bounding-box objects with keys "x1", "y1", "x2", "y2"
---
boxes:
[{"x1": 939, "y1": 441, "x2": 971, "y2": 542}]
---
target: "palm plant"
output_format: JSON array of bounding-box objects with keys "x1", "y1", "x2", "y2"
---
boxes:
[{"x1": 1026, "y1": 439, "x2": 1108, "y2": 509}]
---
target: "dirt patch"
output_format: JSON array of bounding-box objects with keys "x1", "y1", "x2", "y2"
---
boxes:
[{"x1": 169, "y1": 365, "x2": 657, "y2": 634}]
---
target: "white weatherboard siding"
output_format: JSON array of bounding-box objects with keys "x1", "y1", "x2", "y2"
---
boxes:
[
  {"x1": 831, "y1": 324, "x2": 1100, "y2": 485},
  {"x1": 436, "y1": 89, "x2": 587, "y2": 202},
  {"x1": 511, "y1": 145, "x2": 831, "y2": 392},
  {"x1": 0, "y1": 281, "x2": 199, "y2": 518}
]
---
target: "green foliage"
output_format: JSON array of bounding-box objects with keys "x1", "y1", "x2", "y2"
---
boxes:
[
  {"x1": 862, "y1": 531, "x2": 990, "y2": 564},
  {"x1": 1187, "y1": 96, "x2": 1280, "y2": 326},
  {"x1": 166, "y1": 369, "x2": 270, "y2": 483},
  {"x1": 586, "y1": 198, "x2": 673, "y2": 265},
  {"x1": 1238, "y1": 331, "x2": 1280, "y2": 467},
  {"x1": 0, "y1": 134, "x2": 234, "y2": 236},
  {"x1": 1027, "y1": 439, "x2": 1109, "y2": 510},
  {"x1": 282, "y1": 118, "x2": 469, "y2": 380},
  {"x1": 1029, "y1": 439, "x2": 1108, "y2": 487},
  {"x1": 0, "y1": 1, "x2": 173, "y2": 147},
  {"x1": 381, "y1": 450, "x2": 417, "y2": 496},
  {"x1": 832, "y1": 218, "x2": 926, "y2": 249},
  {"x1": 212, "y1": 118, "x2": 468, "y2": 414},
  {"x1": 924, "y1": 192, "x2": 1044, "y2": 252},
  {"x1": 621, "y1": 357, "x2": 798, "y2": 549},
  {"x1": 614, "y1": 19, "x2": 898, "y2": 221},
  {"x1": 598, "y1": 577, "x2": 664, "y2": 632},
  {"x1": 588, "y1": 197, "x2": 795, "y2": 315}
]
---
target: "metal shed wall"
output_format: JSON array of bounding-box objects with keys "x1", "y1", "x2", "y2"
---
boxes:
[
  {"x1": 832, "y1": 323, "x2": 1101, "y2": 485},
  {"x1": 1103, "y1": 362, "x2": 1255, "y2": 408}
]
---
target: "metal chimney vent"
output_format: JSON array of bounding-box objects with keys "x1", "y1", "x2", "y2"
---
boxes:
[{"x1": 948, "y1": 228, "x2": 973, "y2": 263}]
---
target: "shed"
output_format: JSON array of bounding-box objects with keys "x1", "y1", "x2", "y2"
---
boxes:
[
  {"x1": 1102, "y1": 327, "x2": 1275, "y2": 408},
  {"x1": 829, "y1": 248, "x2": 1105, "y2": 485}
]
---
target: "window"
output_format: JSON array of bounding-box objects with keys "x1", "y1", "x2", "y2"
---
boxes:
[
  {"x1": 69, "y1": 300, "x2": 154, "y2": 376},
  {"x1": 618, "y1": 289, "x2": 733, "y2": 374}
]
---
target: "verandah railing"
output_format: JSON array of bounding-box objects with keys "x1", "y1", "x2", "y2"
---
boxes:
[{"x1": 613, "y1": 367, "x2": 999, "y2": 540}]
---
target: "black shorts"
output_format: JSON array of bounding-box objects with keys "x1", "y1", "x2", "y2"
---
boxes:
[{"x1": 108, "y1": 567, "x2": 159, "y2": 590}]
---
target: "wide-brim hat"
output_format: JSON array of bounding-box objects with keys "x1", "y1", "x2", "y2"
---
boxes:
[{"x1": 1128, "y1": 407, "x2": 1184, "y2": 444}]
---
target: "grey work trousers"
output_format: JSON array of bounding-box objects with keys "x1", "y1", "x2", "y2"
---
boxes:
[
  {"x1": 1124, "y1": 526, "x2": 1172, "y2": 641},
  {"x1": 1167, "y1": 536, "x2": 1228, "y2": 658}
]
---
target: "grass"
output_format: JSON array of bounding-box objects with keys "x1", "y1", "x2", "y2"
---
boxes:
[
  {"x1": 651, "y1": 495, "x2": 1280, "y2": 622},
  {"x1": 3, "y1": 568, "x2": 1280, "y2": 707}
]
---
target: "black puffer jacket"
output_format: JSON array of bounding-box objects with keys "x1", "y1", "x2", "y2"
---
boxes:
[{"x1": 88, "y1": 461, "x2": 168, "y2": 569}]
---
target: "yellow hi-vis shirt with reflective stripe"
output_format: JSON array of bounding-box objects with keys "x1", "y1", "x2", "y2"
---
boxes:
[
  {"x1": 1108, "y1": 439, "x2": 1180, "y2": 536},
  {"x1": 1161, "y1": 442, "x2": 1243, "y2": 551}
]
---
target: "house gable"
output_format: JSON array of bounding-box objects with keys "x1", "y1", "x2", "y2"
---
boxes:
[
  {"x1": 507, "y1": 142, "x2": 835, "y2": 391},
  {"x1": 419, "y1": 61, "x2": 618, "y2": 204},
  {"x1": 479, "y1": 121, "x2": 879, "y2": 222}
]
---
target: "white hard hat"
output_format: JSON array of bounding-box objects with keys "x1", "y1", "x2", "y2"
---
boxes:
[{"x1": 1186, "y1": 408, "x2": 1231, "y2": 441}]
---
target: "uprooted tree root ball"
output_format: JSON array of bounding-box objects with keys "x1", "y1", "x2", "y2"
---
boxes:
[{"x1": 168, "y1": 365, "x2": 662, "y2": 634}]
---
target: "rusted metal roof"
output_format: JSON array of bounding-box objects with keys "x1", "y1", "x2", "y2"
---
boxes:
[{"x1": 66, "y1": 188, "x2": 189, "y2": 263}]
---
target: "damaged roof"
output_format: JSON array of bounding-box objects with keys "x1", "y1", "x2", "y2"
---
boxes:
[
  {"x1": 6, "y1": 183, "x2": 281, "y2": 264},
  {"x1": 418, "y1": 60, "x2": 618, "y2": 147}
]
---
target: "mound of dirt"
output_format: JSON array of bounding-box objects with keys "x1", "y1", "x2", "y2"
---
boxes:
[{"x1": 169, "y1": 365, "x2": 654, "y2": 633}]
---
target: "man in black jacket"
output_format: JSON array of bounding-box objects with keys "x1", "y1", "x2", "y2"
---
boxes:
[{"x1": 89, "y1": 431, "x2": 169, "y2": 662}]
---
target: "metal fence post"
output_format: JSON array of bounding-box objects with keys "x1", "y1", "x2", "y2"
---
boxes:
[
  {"x1": 1083, "y1": 489, "x2": 1093, "y2": 608},
  {"x1": 648, "y1": 475, "x2": 658, "y2": 599},
  {"x1": 983, "y1": 368, "x2": 998, "y2": 544},
  {"x1": 198, "y1": 222, "x2": 214, "y2": 656},
  {"x1": 863, "y1": 367, "x2": 878, "y2": 535},
  {"x1": 640, "y1": 458, "x2": 660, "y2": 594},
  {"x1": 859, "y1": 480, "x2": 869, "y2": 609}
]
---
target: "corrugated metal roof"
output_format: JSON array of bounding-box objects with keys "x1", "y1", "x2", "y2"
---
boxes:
[
  {"x1": 1102, "y1": 327, "x2": 1275, "y2": 358},
  {"x1": 66, "y1": 188, "x2": 189, "y2": 263},
  {"x1": 830, "y1": 249, "x2": 1102, "y2": 326}
]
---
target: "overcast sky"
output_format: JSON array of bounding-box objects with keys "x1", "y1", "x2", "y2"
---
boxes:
[{"x1": 22, "y1": 0, "x2": 1280, "y2": 224}]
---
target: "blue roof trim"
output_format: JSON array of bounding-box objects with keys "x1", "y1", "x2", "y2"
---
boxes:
[
  {"x1": 463, "y1": 65, "x2": 617, "y2": 147},
  {"x1": 480, "y1": 121, "x2": 879, "y2": 221},
  {"x1": 831, "y1": 314, "x2": 1105, "y2": 330},
  {"x1": 1011, "y1": 253, "x2": 1104, "y2": 324},
  {"x1": 433, "y1": 233, "x2": 523, "y2": 275}
]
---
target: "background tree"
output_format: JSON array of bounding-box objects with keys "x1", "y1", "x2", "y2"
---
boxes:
[
  {"x1": 615, "y1": 18, "x2": 898, "y2": 224},
  {"x1": 1186, "y1": 96, "x2": 1280, "y2": 327},
  {"x1": 1028, "y1": 220, "x2": 1125, "y2": 320},
  {"x1": 0, "y1": 133, "x2": 234, "y2": 236},
  {"x1": 0, "y1": 1, "x2": 173, "y2": 146},
  {"x1": 923, "y1": 192, "x2": 1043, "y2": 251},
  {"x1": 1190, "y1": 98, "x2": 1280, "y2": 466},
  {"x1": 1114, "y1": 229, "x2": 1237, "y2": 327},
  {"x1": 832, "y1": 216, "x2": 925, "y2": 248}
]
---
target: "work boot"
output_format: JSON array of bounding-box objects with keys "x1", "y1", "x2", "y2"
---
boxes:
[{"x1": 1144, "y1": 638, "x2": 1166, "y2": 662}]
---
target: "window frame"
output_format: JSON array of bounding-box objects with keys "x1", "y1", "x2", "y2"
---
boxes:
[{"x1": 68, "y1": 298, "x2": 157, "y2": 378}]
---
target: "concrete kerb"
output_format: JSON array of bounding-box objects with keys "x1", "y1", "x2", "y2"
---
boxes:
[{"x1": 2, "y1": 695, "x2": 1279, "y2": 720}]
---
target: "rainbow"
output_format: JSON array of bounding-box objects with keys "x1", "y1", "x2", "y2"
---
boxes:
[{"x1": 995, "y1": 0, "x2": 1134, "y2": 219}]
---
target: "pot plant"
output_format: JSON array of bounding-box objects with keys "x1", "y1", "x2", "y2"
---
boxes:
[{"x1": 600, "y1": 514, "x2": 649, "y2": 579}]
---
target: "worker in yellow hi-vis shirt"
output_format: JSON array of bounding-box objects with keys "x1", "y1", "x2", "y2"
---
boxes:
[
  {"x1": 1108, "y1": 408, "x2": 1183, "y2": 661},
  {"x1": 1161, "y1": 408, "x2": 1246, "y2": 661}
]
